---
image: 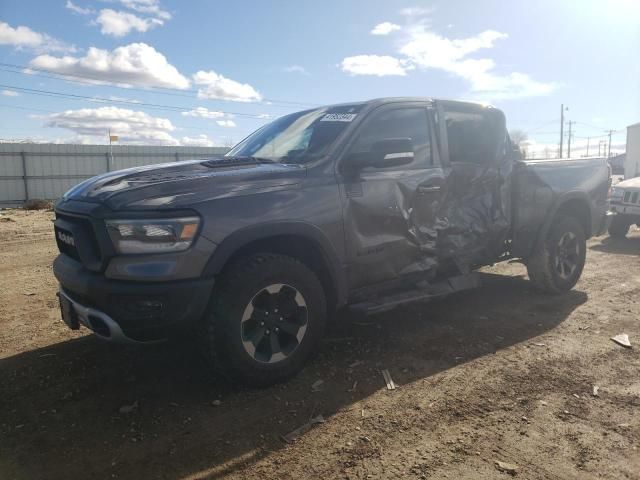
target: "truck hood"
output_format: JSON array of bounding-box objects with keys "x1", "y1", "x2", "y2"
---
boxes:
[
  {"x1": 64, "y1": 158, "x2": 306, "y2": 210},
  {"x1": 614, "y1": 177, "x2": 640, "y2": 190}
]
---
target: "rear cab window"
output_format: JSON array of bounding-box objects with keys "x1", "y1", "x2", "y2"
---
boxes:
[{"x1": 442, "y1": 105, "x2": 504, "y2": 165}]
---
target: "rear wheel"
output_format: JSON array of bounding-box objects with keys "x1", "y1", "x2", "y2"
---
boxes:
[
  {"x1": 200, "y1": 253, "x2": 326, "y2": 386},
  {"x1": 608, "y1": 216, "x2": 631, "y2": 238},
  {"x1": 527, "y1": 215, "x2": 586, "y2": 294}
]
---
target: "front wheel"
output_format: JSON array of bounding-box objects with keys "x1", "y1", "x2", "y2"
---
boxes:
[
  {"x1": 526, "y1": 215, "x2": 586, "y2": 294},
  {"x1": 608, "y1": 216, "x2": 631, "y2": 238},
  {"x1": 200, "y1": 253, "x2": 326, "y2": 386}
]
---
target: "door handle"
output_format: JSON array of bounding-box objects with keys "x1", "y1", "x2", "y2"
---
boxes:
[{"x1": 417, "y1": 185, "x2": 441, "y2": 194}]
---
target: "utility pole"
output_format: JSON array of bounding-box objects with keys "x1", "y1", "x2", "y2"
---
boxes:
[
  {"x1": 559, "y1": 104, "x2": 564, "y2": 158},
  {"x1": 567, "y1": 121, "x2": 574, "y2": 158},
  {"x1": 586, "y1": 137, "x2": 590, "y2": 157},
  {"x1": 607, "y1": 130, "x2": 614, "y2": 158}
]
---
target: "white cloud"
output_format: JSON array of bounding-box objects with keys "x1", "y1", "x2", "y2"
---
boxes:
[
  {"x1": 193, "y1": 70, "x2": 262, "y2": 102},
  {"x1": 120, "y1": 0, "x2": 171, "y2": 20},
  {"x1": 399, "y1": 7, "x2": 433, "y2": 17},
  {"x1": 96, "y1": 9, "x2": 164, "y2": 37},
  {"x1": 257, "y1": 113, "x2": 273, "y2": 119},
  {"x1": 399, "y1": 27, "x2": 557, "y2": 99},
  {"x1": 1, "y1": 89, "x2": 19, "y2": 97},
  {"x1": 65, "y1": 1, "x2": 94, "y2": 15},
  {"x1": 371, "y1": 22, "x2": 401, "y2": 35},
  {"x1": 30, "y1": 43, "x2": 190, "y2": 89},
  {"x1": 216, "y1": 120, "x2": 237, "y2": 128},
  {"x1": 400, "y1": 29, "x2": 507, "y2": 69},
  {"x1": 283, "y1": 65, "x2": 309, "y2": 75},
  {"x1": 0, "y1": 21, "x2": 75, "y2": 53},
  {"x1": 182, "y1": 107, "x2": 226, "y2": 119},
  {"x1": 71, "y1": 1, "x2": 170, "y2": 37},
  {"x1": 341, "y1": 55, "x2": 409, "y2": 76},
  {"x1": 341, "y1": 17, "x2": 557, "y2": 99},
  {"x1": 469, "y1": 72, "x2": 557, "y2": 100},
  {"x1": 45, "y1": 106, "x2": 180, "y2": 145},
  {"x1": 108, "y1": 95, "x2": 141, "y2": 103},
  {"x1": 180, "y1": 134, "x2": 214, "y2": 147}
]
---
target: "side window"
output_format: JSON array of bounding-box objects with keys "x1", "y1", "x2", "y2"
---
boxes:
[
  {"x1": 444, "y1": 108, "x2": 499, "y2": 164},
  {"x1": 347, "y1": 107, "x2": 431, "y2": 168}
]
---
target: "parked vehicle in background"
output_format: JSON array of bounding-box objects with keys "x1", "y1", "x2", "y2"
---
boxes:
[
  {"x1": 52, "y1": 98, "x2": 610, "y2": 385},
  {"x1": 608, "y1": 122, "x2": 640, "y2": 237}
]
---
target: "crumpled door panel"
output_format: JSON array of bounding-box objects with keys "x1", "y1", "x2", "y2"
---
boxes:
[
  {"x1": 343, "y1": 169, "x2": 443, "y2": 288},
  {"x1": 345, "y1": 105, "x2": 512, "y2": 289},
  {"x1": 435, "y1": 160, "x2": 512, "y2": 270},
  {"x1": 344, "y1": 156, "x2": 511, "y2": 288}
]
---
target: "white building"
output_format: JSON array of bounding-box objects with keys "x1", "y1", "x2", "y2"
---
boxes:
[{"x1": 624, "y1": 122, "x2": 640, "y2": 178}]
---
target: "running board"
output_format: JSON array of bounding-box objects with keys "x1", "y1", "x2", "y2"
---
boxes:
[{"x1": 348, "y1": 273, "x2": 481, "y2": 315}]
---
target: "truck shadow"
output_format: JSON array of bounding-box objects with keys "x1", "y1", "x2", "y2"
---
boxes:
[
  {"x1": 0, "y1": 272, "x2": 587, "y2": 480},
  {"x1": 589, "y1": 234, "x2": 640, "y2": 255}
]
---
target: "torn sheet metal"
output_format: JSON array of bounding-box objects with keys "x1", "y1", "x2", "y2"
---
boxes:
[
  {"x1": 343, "y1": 108, "x2": 511, "y2": 288},
  {"x1": 435, "y1": 156, "x2": 512, "y2": 269}
]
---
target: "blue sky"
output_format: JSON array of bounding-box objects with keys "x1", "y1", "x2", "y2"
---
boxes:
[{"x1": 0, "y1": 0, "x2": 638, "y2": 156}]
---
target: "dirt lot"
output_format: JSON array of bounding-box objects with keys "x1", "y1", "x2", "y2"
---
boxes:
[{"x1": 0, "y1": 209, "x2": 638, "y2": 480}]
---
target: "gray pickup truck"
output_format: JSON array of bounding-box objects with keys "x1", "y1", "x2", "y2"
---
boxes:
[{"x1": 53, "y1": 98, "x2": 610, "y2": 385}]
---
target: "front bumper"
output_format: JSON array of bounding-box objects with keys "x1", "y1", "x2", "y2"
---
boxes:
[{"x1": 53, "y1": 254, "x2": 215, "y2": 343}]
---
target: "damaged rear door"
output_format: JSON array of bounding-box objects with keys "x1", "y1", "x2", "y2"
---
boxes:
[
  {"x1": 432, "y1": 100, "x2": 512, "y2": 271},
  {"x1": 338, "y1": 102, "x2": 447, "y2": 289}
]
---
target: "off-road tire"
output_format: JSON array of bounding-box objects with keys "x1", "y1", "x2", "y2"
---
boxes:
[
  {"x1": 608, "y1": 216, "x2": 631, "y2": 238},
  {"x1": 200, "y1": 253, "x2": 326, "y2": 386},
  {"x1": 526, "y1": 215, "x2": 586, "y2": 294}
]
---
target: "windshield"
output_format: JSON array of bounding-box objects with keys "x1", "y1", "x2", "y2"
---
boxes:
[{"x1": 226, "y1": 104, "x2": 364, "y2": 163}]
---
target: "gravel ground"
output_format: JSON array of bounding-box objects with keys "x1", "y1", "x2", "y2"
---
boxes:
[{"x1": 0, "y1": 209, "x2": 638, "y2": 480}]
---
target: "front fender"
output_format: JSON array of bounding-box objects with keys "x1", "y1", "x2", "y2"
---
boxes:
[{"x1": 203, "y1": 221, "x2": 348, "y2": 307}]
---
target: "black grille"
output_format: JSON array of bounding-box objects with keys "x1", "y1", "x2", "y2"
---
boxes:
[
  {"x1": 54, "y1": 226, "x2": 81, "y2": 261},
  {"x1": 55, "y1": 213, "x2": 102, "y2": 266}
]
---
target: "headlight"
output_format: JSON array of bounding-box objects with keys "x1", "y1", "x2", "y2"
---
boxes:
[
  {"x1": 106, "y1": 217, "x2": 200, "y2": 254},
  {"x1": 610, "y1": 187, "x2": 624, "y2": 200}
]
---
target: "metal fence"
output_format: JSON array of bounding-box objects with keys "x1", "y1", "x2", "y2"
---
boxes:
[{"x1": 0, "y1": 143, "x2": 229, "y2": 207}]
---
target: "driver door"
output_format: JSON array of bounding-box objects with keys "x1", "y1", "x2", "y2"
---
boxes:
[{"x1": 338, "y1": 103, "x2": 447, "y2": 290}]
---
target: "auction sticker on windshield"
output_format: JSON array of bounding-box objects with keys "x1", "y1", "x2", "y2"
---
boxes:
[{"x1": 320, "y1": 113, "x2": 357, "y2": 122}]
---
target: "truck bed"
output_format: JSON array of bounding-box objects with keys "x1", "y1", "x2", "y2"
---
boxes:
[{"x1": 511, "y1": 157, "x2": 610, "y2": 257}]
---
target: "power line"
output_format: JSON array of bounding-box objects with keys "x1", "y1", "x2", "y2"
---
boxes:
[
  {"x1": 0, "y1": 103, "x2": 254, "y2": 136},
  {"x1": 573, "y1": 132, "x2": 624, "y2": 139},
  {"x1": 574, "y1": 121, "x2": 625, "y2": 134},
  {"x1": 0, "y1": 83, "x2": 278, "y2": 119},
  {"x1": 0, "y1": 62, "x2": 321, "y2": 109},
  {"x1": 524, "y1": 119, "x2": 560, "y2": 133},
  {"x1": 0, "y1": 103, "x2": 55, "y2": 113}
]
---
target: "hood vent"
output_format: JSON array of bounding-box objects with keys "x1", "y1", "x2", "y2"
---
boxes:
[{"x1": 202, "y1": 156, "x2": 260, "y2": 168}]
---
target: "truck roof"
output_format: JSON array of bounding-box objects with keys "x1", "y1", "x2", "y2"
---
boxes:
[{"x1": 323, "y1": 97, "x2": 497, "y2": 111}]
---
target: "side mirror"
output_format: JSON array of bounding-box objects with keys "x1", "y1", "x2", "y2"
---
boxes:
[{"x1": 347, "y1": 137, "x2": 414, "y2": 170}]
